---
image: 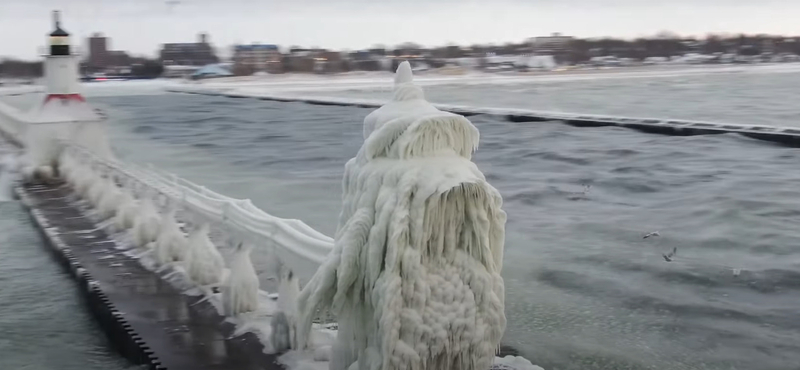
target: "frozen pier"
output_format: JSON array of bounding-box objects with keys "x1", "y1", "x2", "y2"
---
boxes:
[
  {"x1": 168, "y1": 86, "x2": 800, "y2": 147},
  {"x1": 17, "y1": 180, "x2": 284, "y2": 370}
]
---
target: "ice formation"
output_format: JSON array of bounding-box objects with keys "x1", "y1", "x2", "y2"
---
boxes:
[
  {"x1": 74, "y1": 166, "x2": 99, "y2": 198},
  {"x1": 296, "y1": 62, "x2": 507, "y2": 370},
  {"x1": 132, "y1": 198, "x2": 162, "y2": 247},
  {"x1": 154, "y1": 208, "x2": 188, "y2": 265},
  {"x1": 58, "y1": 152, "x2": 78, "y2": 183},
  {"x1": 0, "y1": 154, "x2": 19, "y2": 201},
  {"x1": 271, "y1": 264, "x2": 301, "y2": 352},
  {"x1": 111, "y1": 191, "x2": 137, "y2": 231},
  {"x1": 87, "y1": 176, "x2": 112, "y2": 206},
  {"x1": 97, "y1": 180, "x2": 125, "y2": 219},
  {"x1": 185, "y1": 223, "x2": 225, "y2": 286},
  {"x1": 271, "y1": 311, "x2": 294, "y2": 354},
  {"x1": 20, "y1": 124, "x2": 64, "y2": 176},
  {"x1": 493, "y1": 356, "x2": 545, "y2": 370},
  {"x1": 222, "y1": 242, "x2": 260, "y2": 316}
]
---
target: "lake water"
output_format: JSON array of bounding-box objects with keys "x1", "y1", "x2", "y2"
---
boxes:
[
  {"x1": 2, "y1": 69, "x2": 800, "y2": 370},
  {"x1": 277, "y1": 65, "x2": 800, "y2": 127}
]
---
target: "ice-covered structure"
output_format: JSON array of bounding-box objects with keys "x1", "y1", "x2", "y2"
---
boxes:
[
  {"x1": 154, "y1": 208, "x2": 189, "y2": 265},
  {"x1": 222, "y1": 242, "x2": 260, "y2": 316},
  {"x1": 271, "y1": 264, "x2": 301, "y2": 353},
  {"x1": 185, "y1": 223, "x2": 225, "y2": 286},
  {"x1": 296, "y1": 61, "x2": 507, "y2": 370},
  {"x1": 13, "y1": 11, "x2": 113, "y2": 180},
  {"x1": 132, "y1": 197, "x2": 162, "y2": 248}
]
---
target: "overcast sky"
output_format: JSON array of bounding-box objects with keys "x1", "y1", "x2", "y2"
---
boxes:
[{"x1": 1, "y1": 0, "x2": 798, "y2": 59}]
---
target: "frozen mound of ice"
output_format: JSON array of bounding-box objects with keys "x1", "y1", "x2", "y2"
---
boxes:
[
  {"x1": 20, "y1": 124, "x2": 64, "y2": 173},
  {"x1": 132, "y1": 198, "x2": 162, "y2": 247},
  {"x1": 0, "y1": 154, "x2": 18, "y2": 201},
  {"x1": 154, "y1": 208, "x2": 188, "y2": 265},
  {"x1": 270, "y1": 264, "x2": 301, "y2": 352},
  {"x1": 296, "y1": 61, "x2": 507, "y2": 370},
  {"x1": 87, "y1": 176, "x2": 113, "y2": 207},
  {"x1": 185, "y1": 223, "x2": 225, "y2": 286},
  {"x1": 74, "y1": 166, "x2": 99, "y2": 198},
  {"x1": 97, "y1": 181, "x2": 125, "y2": 219},
  {"x1": 222, "y1": 242, "x2": 260, "y2": 316},
  {"x1": 111, "y1": 191, "x2": 137, "y2": 230},
  {"x1": 491, "y1": 356, "x2": 545, "y2": 370}
]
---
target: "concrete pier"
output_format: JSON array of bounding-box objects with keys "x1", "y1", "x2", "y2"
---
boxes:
[
  {"x1": 17, "y1": 180, "x2": 283, "y2": 370},
  {"x1": 167, "y1": 87, "x2": 800, "y2": 148}
]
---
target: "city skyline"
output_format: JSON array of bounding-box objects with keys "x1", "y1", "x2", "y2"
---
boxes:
[{"x1": 2, "y1": 0, "x2": 800, "y2": 60}]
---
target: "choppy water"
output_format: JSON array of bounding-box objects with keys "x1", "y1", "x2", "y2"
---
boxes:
[
  {"x1": 285, "y1": 66, "x2": 800, "y2": 127},
  {"x1": 0, "y1": 202, "x2": 135, "y2": 370},
  {"x1": 91, "y1": 93, "x2": 800, "y2": 370},
  {"x1": 2, "y1": 71, "x2": 800, "y2": 370}
]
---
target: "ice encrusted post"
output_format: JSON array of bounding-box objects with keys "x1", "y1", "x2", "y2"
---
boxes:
[{"x1": 296, "y1": 61, "x2": 507, "y2": 370}]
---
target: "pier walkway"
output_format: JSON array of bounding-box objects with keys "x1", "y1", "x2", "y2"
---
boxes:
[{"x1": 17, "y1": 180, "x2": 282, "y2": 370}]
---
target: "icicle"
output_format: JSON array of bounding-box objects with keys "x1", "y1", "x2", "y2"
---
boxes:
[
  {"x1": 185, "y1": 223, "x2": 225, "y2": 286},
  {"x1": 87, "y1": 176, "x2": 112, "y2": 207},
  {"x1": 271, "y1": 263, "x2": 301, "y2": 353},
  {"x1": 113, "y1": 191, "x2": 138, "y2": 230},
  {"x1": 97, "y1": 180, "x2": 125, "y2": 219},
  {"x1": 222, "y1": 242, "x2": 259, "y2": 316},
  {"x1": 154, "y1": 208, "x2": 188, "y2": 265},
  {"x1": 74, "y1": 166, "x2": 98, "y2": 198},
  {"x1": 132, "y1": 197, "x2": 162, "y2": 248}
]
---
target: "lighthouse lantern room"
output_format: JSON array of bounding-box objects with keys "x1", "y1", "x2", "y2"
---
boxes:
[{"x1": 43, "y1": 10, "x2": 81, "y2": 98}]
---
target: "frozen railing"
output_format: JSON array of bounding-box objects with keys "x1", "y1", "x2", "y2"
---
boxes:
[{"x1": 65, "y1": 143, "x2": 334, "y2": 280}]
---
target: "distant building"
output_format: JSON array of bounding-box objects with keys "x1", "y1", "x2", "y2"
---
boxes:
[
  {"x1": 160, "y1": 33, "x2": 219, "y2": 66},
  {"x1": 88, "y1": 33, "x2": 108, "y2": 69},
  {"x1": 86, "y1": 33, "x2": 132, "y2": 72},
  {"x1": 282, "y1": 49, "x2": 346, "y2": 74},
  {"x1": 232, "y1": 44, "x2": 282, "y2": 74},
  {"x1": 283, "y1": 51, "x2": 316, "y2": 73},
  {"x1": 527, "y1": 33, "x2": 574, "y2": 54},
  {"x1": 314, "y1": 50, "x2": 346, "y2": 74}
]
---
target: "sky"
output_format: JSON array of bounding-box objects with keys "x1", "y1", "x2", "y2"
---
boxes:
[{"x1": 1, "y1": 0, "x2": 798, "y2": 60}]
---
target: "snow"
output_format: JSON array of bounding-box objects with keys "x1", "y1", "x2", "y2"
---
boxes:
[
  {"x1": 222, "y1": 242, "x2": 260, "y2": 316},
  {"x1": 295, "y1": 62, "x2": 508, "y2": 370}
]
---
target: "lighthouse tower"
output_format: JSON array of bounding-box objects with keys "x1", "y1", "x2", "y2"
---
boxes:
[
  {"x1": 20, "y1": 11, "x2": 111, "y2": 177},
  {"x1": 41, "y1": 10, "x2": 86, "y2": 106}
]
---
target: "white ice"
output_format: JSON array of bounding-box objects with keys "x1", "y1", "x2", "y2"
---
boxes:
[
  {"x1": 492, "y1": 356, "x2": 545, "y2": 370},
  {"x1": 112, "y1": 192, "x2": 137, "y2": 231},
  {"x1": 132, "y1": 198, "x2": 162, "y2": 248},
  {"x1": 185, "y1": 223, "x2": 225, "y2": 286},
  {"x1": 222, "y1": 242, "x2": 260, "y2": 316},
  {"x1": 296, "y1": 61, "x2": 507, "y2": 370},
  {"x1": 270, "y1": 264, "x2": 301, "y2": 353},
  {"x1": 154, "y1": 208, "x2": 189, "y2": 265},
  {"x1": 97, "y1": 181, "x2": 126, "y2": 219},
  {"x1": 0, "y1": 153, "x2": 19, "y2": 201},
  {"x1": 87, "y1": 177, "x2": 114, "y2": 207}
]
